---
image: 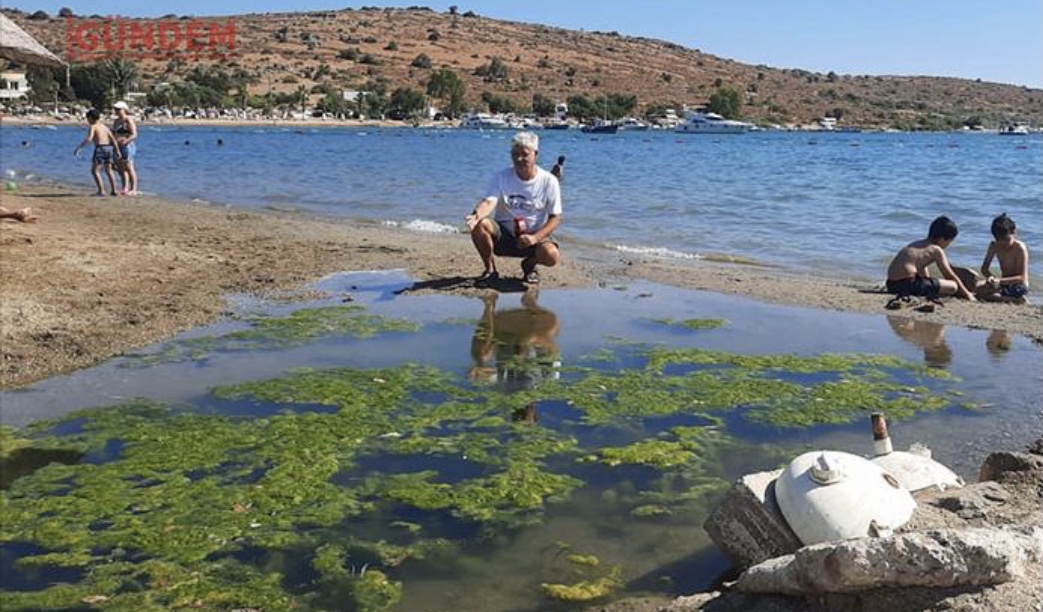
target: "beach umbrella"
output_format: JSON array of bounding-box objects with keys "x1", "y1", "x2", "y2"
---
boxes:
[{"x1": 1, "y1": 13, "x2": 64, "y2": 67}]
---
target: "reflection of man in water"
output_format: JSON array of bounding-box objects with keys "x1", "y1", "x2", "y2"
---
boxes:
[
  {"x1": 470, "y1": 290, "x2": 561, "y2": 422},
  {"x1": 985, "y1": 329, "x2": 1013, "y2": 356},
  {"x1": 886, "y1": 316, "x2": 952, "y2": 367}
]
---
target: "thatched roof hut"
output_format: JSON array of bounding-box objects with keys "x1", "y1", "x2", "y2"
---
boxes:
[{"x1": 1, "y1": 13, "x2": 64, "y2": 67}]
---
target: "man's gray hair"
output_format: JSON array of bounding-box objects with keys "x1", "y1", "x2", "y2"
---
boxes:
[{"x1": 511, "y1": 131, "x2": 539, "y2": 152}]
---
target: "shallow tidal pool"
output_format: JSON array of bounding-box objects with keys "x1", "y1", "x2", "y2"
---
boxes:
[{"x1": 2, "y1": 271, "x2": 1040, "y2": 611}]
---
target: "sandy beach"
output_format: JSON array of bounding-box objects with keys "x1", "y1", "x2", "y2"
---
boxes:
[{"x1": 1, "y1": 182, "x2": 1041, "y2": 389}]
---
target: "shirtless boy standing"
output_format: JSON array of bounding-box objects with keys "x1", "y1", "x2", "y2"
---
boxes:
[
  {"x1": 73, "y1": 109, "x2": 121, "y2": 196},
  {"x1": 977, "y1": 213, "x2": 1030, "y2": 304},
  {"x1": 886, "y1": 215, "x2": 976, "y2": 301}
]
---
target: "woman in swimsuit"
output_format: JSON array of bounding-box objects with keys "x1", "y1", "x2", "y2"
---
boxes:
[{"x1": 113, "y1": 101, "x2": 139, "y2": 195}]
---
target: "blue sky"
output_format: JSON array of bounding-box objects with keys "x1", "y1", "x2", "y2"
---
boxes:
[{"x1": 10, "y1": 1, "x2": 1042, "y2": 87}]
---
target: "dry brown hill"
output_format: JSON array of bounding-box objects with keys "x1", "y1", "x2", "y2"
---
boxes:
[{"x1": 5, "y1": 6, "x2": 1042, "y2": 129}]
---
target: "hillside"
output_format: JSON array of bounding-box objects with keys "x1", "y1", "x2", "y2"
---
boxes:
[{"x1": 5, "y1": 6, "x2": 1042, "y2": 129}]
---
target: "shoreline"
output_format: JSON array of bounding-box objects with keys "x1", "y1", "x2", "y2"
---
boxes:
[
  {"x1": 2, "y1": 113, "x2": 429, "y2": 129},
  {"x1": 1, "y1": 182, "x2": 1041, "y2": 389}
]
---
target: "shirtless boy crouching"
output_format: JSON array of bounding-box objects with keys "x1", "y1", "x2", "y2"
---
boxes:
[
  {"x1": 977, "y1": 213, "x2": 1030, "y2": 304},
  {"x1": 886, "y1": 215, "x2": 976, "y2": 302}
]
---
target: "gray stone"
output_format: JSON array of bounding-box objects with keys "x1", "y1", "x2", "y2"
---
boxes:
[
  {"x1": 733, "y1": 527, "x2": 1040, "y2": 595},
  {"x1": 931, "y1": 481, "x2": 1010, "y2": 521},
  {"x1": 979, "y1": 451, "x2": 1043, "y2": 482},
  {"x1": 703, "y1": 470, "x2": 803, "y2": 569}
]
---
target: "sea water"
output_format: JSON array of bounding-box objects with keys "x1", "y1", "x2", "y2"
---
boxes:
[
  {"x1": 2, "y1": 126, "x2": 1042, "y2": 610},
  {"x1": 1, "y1": 271, "x2": 1040, "y2": 611},
  {"x1": 3, "y1": 125, "x2": 1040, "y2": 284}
]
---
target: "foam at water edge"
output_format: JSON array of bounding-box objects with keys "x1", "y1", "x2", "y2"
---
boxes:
[
  {"x1": 610, "y1": 244, "x2": 702, "y2": 260},
  {"x1": 384, "y1": 219, "x2": 461, "y2": 234}
]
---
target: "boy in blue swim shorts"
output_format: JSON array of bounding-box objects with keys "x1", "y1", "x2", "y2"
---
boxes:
[
  {"x1": 73, "y1": 109, "x2": 121, "y2": 197},
  {"x1": 977, "y1": 213, "x2": 1030, "y2": 304}
]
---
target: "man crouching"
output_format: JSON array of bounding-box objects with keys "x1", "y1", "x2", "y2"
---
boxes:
[{"x1": 464, "y1": 131, "x2": 562, "y2": 287}]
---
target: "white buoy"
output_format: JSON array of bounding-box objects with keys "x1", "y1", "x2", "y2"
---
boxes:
[
  {"x1": 775, "y1": 450, "x2": 916, "y2": 545},
  {"x1": 867, "y1": 413, "x2": 964, "y2": 492}
]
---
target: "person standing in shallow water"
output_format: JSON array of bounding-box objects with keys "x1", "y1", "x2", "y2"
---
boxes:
[
  {"x1": 112, "y1": 101, "x2": 139, "y2": 195},
  {"x1": 551, "y1": 155, "x2": 566, "y2": 182},
  {"x1": 73, "y1": 109, "x2": 121, "y2": 197},
  {"x1": 464, "y1": 131, "x2": 562, "y2": 287}
]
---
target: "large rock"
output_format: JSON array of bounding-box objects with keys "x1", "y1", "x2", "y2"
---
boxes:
[
  {"x1": 703, "y1": 470, "x2": 803, "y2": 569},
  {"x1": 979, "y1": 450, "x2": 1043, "y2": 483},
  {"x1": 733, "y1": 526, "x2": 1041, "y2": 595}
]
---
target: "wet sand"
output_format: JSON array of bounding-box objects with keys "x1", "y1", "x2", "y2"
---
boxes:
[{"x1": 1, "y1": 182, "x2": 1041, "y2": 389}]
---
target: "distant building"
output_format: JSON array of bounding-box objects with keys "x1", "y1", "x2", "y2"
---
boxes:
[{"x1": 0, "y1": 71, "x2": 30, "y2": 101}]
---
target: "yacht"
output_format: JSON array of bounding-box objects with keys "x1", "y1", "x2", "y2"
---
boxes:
[
  {"x1": 580, "y1": 119, "x2": 618, "y2": 134},
  {"x1": 458, "y1": 112, "x2": 512, "y2": 129},
  {"x1": 618, "y1": 117, "x2": 650, "y2": 131},
  {"x1": 674, "y1": 111, "x2": 753, "y2": 134},
  {"x1": 999, "y1": 123, "x2": 1031, "y2": 135}
]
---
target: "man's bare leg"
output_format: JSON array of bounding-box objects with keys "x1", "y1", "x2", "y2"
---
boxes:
[{"x1": 470, "y1": 219, "x2": 498, "y2": 275}]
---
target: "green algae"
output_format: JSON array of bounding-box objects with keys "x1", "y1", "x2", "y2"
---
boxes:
[
  {"x1": 651, "y1": 318, "x2": 727, "y2": 330},
  {"x1": 585, "y1": 439, "x2": 695, "y2": 468},
  {"x1": 123, "y1": 304, "x2": 420, "y2": 366},
  {"x1": 0, "y1": 426, "x2": 31, "y2": 459},
  {"x1": 566, "y1": 553, "x2": 601, "y2": 566},
  {"x1": 542, "y1": 567, "x2": 623, "y2": 601},
  {"x1": 630, "y1": 504, "x2": 671, "y2": 517},
  {"x1": 0, "y1": 333, "x2": 975, "y2": 610}
]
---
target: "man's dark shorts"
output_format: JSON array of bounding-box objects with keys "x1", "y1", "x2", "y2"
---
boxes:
[
  {"x1": 490, "y1": 221, "x2": 558, "y2": 258},
  {"x1": 886, "y1": 275, "x2": 940, "y2": 298},
  {"x1": 1000, "y1": 283, "x2": 1029, "y2": 299}
]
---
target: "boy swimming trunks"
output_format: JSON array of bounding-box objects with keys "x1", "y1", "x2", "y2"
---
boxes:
[
  {"x1": 93, "y1": 144, "x2": 116, "y2": 165},
  {"x1": 1000, "y1": 283, "x2": 1028, "y2": 299},
  {"x1": 886, "y1": 275, "x2": 941, "y2": 298}
]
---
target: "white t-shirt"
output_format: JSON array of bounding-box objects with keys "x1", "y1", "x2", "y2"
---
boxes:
[{"x1": 484, "y1": 167, "x2": 562, "y2": 236}]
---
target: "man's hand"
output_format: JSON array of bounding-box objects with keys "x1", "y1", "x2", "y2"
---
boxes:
[
  {"x1": 464, "y1": 213, "x2": 480, "y2": 232},
  {"x1": 517, "y1": 233, "x2": 537, "y2": 248}
]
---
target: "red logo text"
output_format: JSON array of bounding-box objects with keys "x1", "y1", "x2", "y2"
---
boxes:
[{"x1": 65, "y1": 16, "x2": 237, "y2": 62}]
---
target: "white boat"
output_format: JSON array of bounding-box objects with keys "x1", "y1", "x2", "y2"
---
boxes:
[
  {"x1": 999, "y1": 123, "x2": 1030, "y2": 135},
  {"x1": 674, "y1": 111, "x2": 753, "y2": 134},
  {"x1": 618, "y1": 117, "x2": 650, "y2": 131},
  {"x1": 458, "y1": 112, "x2": 512, "y2": 130}
]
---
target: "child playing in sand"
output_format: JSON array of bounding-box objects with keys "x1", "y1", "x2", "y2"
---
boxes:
[
  {"x1": 73, "y1": 109, "x2": 121, "y2": 197},
  {"x1": 977, "y1": 213, "x2": 1030, "y2": 304},
  {"x1": 886, "y1": 215, "x2": 976, "y2": 302}
]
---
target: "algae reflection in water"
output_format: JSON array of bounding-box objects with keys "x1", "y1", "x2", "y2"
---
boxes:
[{"x1": 1, "y1": 308, "x2": 968, "y2": 610}]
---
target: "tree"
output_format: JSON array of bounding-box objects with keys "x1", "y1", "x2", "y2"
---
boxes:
[
  {"x1": 387, "y1": 87, "x2": 427, "y2": 120},
  {"x1": 474, "y1": 57, "x2": 508, "y2": 82},
  {"x1": 103, "y1": 57, "x2": 139, "y2": 99},
  {"x1": 480, "y1": 91, "x2": 516, "y2": 114},
  {"x1": 317, "y1": 91, "x2": 354, "y2": 117},
  {"x1": 69, "y1": 63, "x2": 113, "y2": 108},
  {"x1": 530, "y1": 93, "x2": 555, "y2": 117},
  {"x1": 707, "y1": 86, "x2": 743, "y2": 119},
  {"x1": 25, "y1": 65, "x2": 61, "y2": 106},
  {"x1": 426, "y1": 68, "x2": 466, "y2": 118}
]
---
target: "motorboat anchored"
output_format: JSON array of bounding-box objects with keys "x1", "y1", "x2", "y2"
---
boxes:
[
  {"x1": 999, "y1": 123, "x2": 1030, "y2": 135},
  {"x1": 458, "y1": 112, "x2": 512, "y2": 129},
  {"x1": 674, "y1": 111, "x2": 753, "y2": 134},
  {"x1": 581, "y1": 119, "x2": 618, "y2": 134}
]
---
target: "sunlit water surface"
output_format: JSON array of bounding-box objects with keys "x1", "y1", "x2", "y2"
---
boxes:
[{"x1": 1, "y1": 272, "x2": 1039, "y2": 611}]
